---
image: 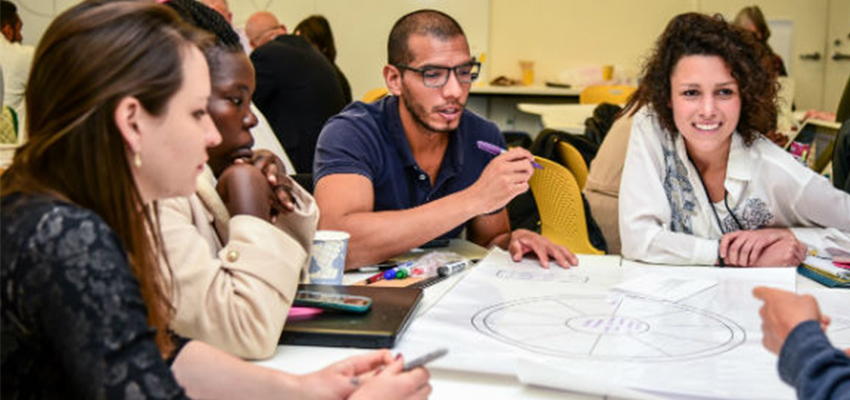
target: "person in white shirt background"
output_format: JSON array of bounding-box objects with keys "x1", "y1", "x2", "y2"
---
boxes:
[
  {"x1": 618, "y1": 12, "x2": 850, "y2": 267},
  {"x1": 0, "y1": 0, "x2": 34, "y2": 137}
]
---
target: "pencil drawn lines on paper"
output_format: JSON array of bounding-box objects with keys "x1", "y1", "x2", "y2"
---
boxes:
[
  {"x1": 471, "y1": 293, "x2": 746, "y2": 362},
  {"x1": 495, "y1": 270, "x2": 589, "y2": 284}
]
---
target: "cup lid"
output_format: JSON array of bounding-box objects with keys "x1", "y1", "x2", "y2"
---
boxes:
[{"x1": 314, "y1": 230, "x2": 350, "y2": 241}]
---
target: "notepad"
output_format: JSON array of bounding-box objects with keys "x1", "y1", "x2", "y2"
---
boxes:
[
  {"x1": 279, "y1": 284, "x2": 422, "y2": 348},
  {"x1": 799, "y1": 256, "x2": 850, "y2": 288}
]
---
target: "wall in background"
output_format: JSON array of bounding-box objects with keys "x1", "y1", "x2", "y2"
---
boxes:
[
  {"x1": 488, "y1": 0, "x2": 835, "y2": 111},
  {"x1": 488, "y1": 0, "x2": 693, "y2": 87},
  {"x1": 14, "y1": 0, "x2": 841, "y2": 110},
  {"x1": 15, "y1": 0, "x2": 489, "y2": 102}
]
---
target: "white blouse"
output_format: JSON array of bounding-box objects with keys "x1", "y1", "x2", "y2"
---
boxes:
[{"x1": 619, "y1": 108, "x2": 850, "y2": 265}]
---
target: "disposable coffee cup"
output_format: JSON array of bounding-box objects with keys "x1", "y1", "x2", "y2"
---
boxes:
[{"x1": 308, "y1": 230, "x2": 350, "y2": 285}]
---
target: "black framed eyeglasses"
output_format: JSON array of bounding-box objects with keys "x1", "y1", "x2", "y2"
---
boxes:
[{"x1": 394, "y1": 60, "x2": 481, "y2": 88}]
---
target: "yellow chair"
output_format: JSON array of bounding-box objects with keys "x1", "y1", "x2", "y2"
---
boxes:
[
  {"x1": 556, "y1": 141, "x2": 589, "y2": 191},
  {"x1": 529, "y1": 156, "x2": 604, "y2": 255},
  {"x1": 0, "y1": 106, "x2": 18, "y2": 144},
  {"x1": 361, "y1": 87, "x2": 389, "y2": 103},
  {"x1": 579, "y1": 85, "x2": 636, "y2": 105}
]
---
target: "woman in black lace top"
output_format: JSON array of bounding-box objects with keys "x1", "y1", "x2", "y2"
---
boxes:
[{"x1": 1, "y1": 2, "x2": 429, "y2": 399}]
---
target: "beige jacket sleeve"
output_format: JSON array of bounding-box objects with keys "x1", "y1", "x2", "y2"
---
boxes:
[{"x1": 158, "y1": 181, "x2": 318, "y2": 360}]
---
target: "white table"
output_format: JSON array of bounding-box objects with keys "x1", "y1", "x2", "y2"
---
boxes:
[
  {"x1": 258, "y1": 251, "x2": 836, "y2": 399},
  {"x1": 467, "y1": 84, "x2": 582, "y2": 136},
  {"x1": 517, "y1": 103, "x2": 598, "y2": 134},
  {"x1": 471, "y1": 85, "x2": 581, "y2": 97}
]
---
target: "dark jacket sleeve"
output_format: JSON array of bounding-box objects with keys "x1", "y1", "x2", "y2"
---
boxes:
[{"x1": 778, "y1": 320, "x2": 850, "y2": 400}]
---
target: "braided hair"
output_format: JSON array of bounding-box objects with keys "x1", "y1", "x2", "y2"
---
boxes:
[{"x1": 164, "y1": 0, "x2": 243, "y2": 75}]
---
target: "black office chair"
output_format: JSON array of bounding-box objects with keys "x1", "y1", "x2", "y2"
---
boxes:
[{"x1": 502, "y1": 131, "x2": 532, "y2": 149}]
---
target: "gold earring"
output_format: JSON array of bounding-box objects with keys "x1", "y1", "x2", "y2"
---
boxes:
[{"x1": 134, "y1": 153, "x2": 142, "y2": 168}]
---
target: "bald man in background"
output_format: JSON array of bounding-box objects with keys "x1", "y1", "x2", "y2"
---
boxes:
[
  {"x1": 245, "y1": 11, "x2": 287, "y2": 49},
  {"x1": 247, "y1": 10, "x2": 346, "y2": 173}
]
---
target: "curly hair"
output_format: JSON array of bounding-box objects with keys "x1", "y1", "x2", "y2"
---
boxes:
[{"x1": 626, "y1": 12, "x2": 777, "y2": 146}]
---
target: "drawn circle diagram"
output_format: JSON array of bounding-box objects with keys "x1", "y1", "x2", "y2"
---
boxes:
[{"x1": 472, "y1": 294, "x2": 746, "y2": 362}]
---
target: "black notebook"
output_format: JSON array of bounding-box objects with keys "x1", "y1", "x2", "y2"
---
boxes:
[{"x1": 279, "y1": 284, "x2": 422, "y2": 349}]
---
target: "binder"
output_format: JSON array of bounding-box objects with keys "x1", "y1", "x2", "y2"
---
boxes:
[
  {"x1": 798, "y1": 257, "x2": 850, "y2": 288},
  {"x1": 279, "y1": 284, "x2": 422, "y2": 348}
]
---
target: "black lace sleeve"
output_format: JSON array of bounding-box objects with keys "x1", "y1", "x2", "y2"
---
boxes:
[{"x1": 1, "y1": 194, "x2": 190, "y2": 399}]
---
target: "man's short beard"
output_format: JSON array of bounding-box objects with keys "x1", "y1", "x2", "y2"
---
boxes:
[{"x1": 401, "y1": 86, "x2": 462, "y2": 135}]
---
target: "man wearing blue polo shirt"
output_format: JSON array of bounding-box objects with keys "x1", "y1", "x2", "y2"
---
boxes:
[{"x1": 313, "y1": 9, "x2": 578, "y2": 269}]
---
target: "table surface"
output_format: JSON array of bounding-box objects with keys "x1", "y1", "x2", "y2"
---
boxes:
[
  {"x1": 471, "y1": 84, "x2": 582, "y2": 97},
  {"x1": 258, "y1": 245, "x2": 832, "y2": 399}
]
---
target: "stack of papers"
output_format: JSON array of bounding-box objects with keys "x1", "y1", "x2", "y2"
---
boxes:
[{"x1": 799, "y1": 256, "x2": 850, "y2": 288}]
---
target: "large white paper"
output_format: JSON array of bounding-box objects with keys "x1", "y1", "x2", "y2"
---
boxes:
[
  {"x1": 398, "y1": 250, "x2": 799, "y2": 399},
  {"x1": 613, "y1": 274, "x2": 717, "y2": 302},
  {"x1": 796, "y1": 287, "x2": 850, "y2": 349}
]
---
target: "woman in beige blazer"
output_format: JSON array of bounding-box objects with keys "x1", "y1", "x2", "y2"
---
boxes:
[{"x1": 157, "y1": 0, "x2": 317, "y2": 360}]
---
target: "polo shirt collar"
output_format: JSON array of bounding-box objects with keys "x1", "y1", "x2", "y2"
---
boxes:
[{"x1": 383, "y1": 96, "x2": 419, "y2": 168}]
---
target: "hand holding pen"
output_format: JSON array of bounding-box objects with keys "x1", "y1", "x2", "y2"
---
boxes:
[
  {"x1": 348, "y1": 351, "x2": 433, "y2": 400},
  {"x1": 476, "y1": 141, "x2": 543, "y2": 169},
  {"x1": 466, "y1": 142, "x2": 537, "y2": 214}
]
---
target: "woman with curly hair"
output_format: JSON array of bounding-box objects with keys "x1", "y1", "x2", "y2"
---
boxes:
[{"x1": 619, "y1": 13, "x2": 850, "y2": 267}]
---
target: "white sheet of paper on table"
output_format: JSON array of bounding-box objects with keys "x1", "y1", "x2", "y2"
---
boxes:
[
  {"x1": 795, "y1": 287, "x2": 850, "y2": 349},
  {"x1": 517, "y1": 358, "x2": 669, "y2": 400},
  {"x1": 397, "y1": 249, "x2": 799, "y2": 399},
  {"x1": 612, "y1": 273, "x2": 717, "y2": 302}
]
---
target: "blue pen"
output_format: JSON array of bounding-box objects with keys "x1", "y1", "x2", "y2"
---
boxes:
[
  {"x1": 476, "y1": 140, "x2": 543, "y2": 169},
  {"x1": 383, "y1": 262, "x2": 413, "y2": 280}
]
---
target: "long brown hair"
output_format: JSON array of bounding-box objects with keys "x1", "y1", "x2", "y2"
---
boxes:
[
  {"x1": 295, "y1": 15, "x2": 337, "y2": 63},
  {"x1": 1, "y1": 0, "x2": 208, "y2": 357},
  {"x1": 625, "y1": 13, "x2": 777, "y2": 146}
]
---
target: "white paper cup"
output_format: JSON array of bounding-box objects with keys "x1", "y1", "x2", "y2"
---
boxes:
[{"x1": 308, "y1": 230, "x2": 350, "y2": 285}]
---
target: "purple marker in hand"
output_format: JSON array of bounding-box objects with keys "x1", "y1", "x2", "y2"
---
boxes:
[{"x1": 476, "y1": 140, "x2": 543, "y2": 169}]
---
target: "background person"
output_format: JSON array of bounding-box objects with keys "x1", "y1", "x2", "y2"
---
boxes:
[
  {"x1": 248, "y1": 11, "x2": 346, "y2": 173},
  {"x1": 245, "y1": 11, "x2": 287, "y2": 50},
  {"x1": 294, "y1": 15, "x2": 352, "y2": 103},
  {"x1": 733, "y1": 5, "x2": 787, "y2": 77},
  {"x1": 0, "y1": 0, "x2": 34, "y2": 133},
  {"x1": 619, "y1": 13, "x2": 850, "y2": 267}
]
